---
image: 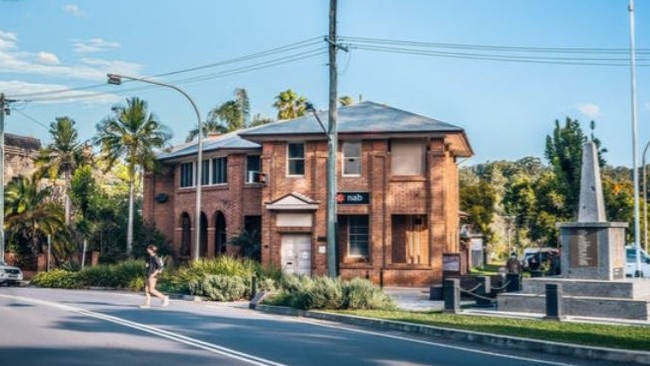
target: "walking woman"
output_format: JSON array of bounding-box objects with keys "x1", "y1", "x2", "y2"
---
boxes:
[{"x1": 141, "y1": 244, "x2": 169, "y2": 308}]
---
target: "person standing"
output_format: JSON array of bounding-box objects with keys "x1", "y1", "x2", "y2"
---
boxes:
[{"x1": 140, "y1": 244, "x2": 169, "y2": 308}]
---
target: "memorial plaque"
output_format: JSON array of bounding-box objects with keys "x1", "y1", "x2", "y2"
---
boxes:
[
  {"x1": 611, "y1": 230, "x2": 625, "y2": 268},
  {"x1": 569, "y1": 229, "x2": 599, "y2": 268}
]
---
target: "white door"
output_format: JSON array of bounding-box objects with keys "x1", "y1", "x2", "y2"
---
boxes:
[{"x1": 281, "y1": 234, "x2": 312, "y2": 276}]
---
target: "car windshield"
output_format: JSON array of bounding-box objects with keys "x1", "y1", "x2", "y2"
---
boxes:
[{"x1": 626, "y1": 248, "x2": 650, "y2": 262}]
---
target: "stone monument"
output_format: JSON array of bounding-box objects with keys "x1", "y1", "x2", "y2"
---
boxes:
[
  {"x1": 497, "y1": 141, "x2": 650, "y2": 321},
  {"x1": 557, "y1": 141, "x2": 627, "y2": 280}
]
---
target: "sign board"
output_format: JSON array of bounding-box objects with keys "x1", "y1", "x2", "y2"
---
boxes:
[
  {"x1": 443, "y1": 254, "x2": 461, "y2": 272},
  {"x1": 337, "y1": 192, "x2": 370, "y2": 205}
]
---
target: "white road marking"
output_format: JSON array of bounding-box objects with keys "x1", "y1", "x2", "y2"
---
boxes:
[
  {"x1": 286, "y1": 316, "x2": 577, "y2": 366},
  {"x1": 0, "y1": 294, "x2": 286, "y2": 366}
]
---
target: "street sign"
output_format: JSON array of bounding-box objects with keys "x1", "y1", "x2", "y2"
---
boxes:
[{"x1": 336, "y1": 192, "x2": 370, "y2": 205}]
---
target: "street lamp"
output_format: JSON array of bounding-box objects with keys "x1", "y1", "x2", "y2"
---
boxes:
[
  {"x1": 107, "y1": 74, "x2": 204, "y2": 261},
  {"x1": 305, "y1": 102, "x2": 338, "y2": 278},
  {"x1": 641, "y1": 141, "x2": 650, "y2": 250}
]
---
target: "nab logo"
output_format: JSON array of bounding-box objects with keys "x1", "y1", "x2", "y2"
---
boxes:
[
  {"x1": 336, "y1": 192, "x2": 370, "y2": 205},
  {"x1": 336, "y1": 193, "x2": 345, "y2": 204}
]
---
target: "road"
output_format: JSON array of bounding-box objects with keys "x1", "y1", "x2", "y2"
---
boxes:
[{"x1": 0, "y1": 287, "x2": 603, "y2": 366}]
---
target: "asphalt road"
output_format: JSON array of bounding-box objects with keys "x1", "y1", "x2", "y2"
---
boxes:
[{"x1": 0, "y1": 287, "x2": 605, "y2": 366}]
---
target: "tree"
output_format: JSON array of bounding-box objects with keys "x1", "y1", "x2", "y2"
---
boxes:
[
  {"x1": 5, "y1": 174, "x2": 68, "y2": 260},
  {"x1": 94, "y1": 97, "x2": 172, "y2": 257},
  {"x1": 273, "y1": 89, "x2": 308, "y2": 120},
  {"x1": 339, "y1": 95, "x2": 354, "y2": 106},
  {"x1": 35, "y1": 117, "x2": 88, "y2": 225},
  {"x1": 186, "y1": 88, "x2": 251, "y2": 142},
  {"x1": 460, "y1": 179, "x2": 497, "y2": 246}
]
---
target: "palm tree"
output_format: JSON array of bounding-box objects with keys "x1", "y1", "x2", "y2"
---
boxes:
[
  {"x1": 5, "y1": 174, "x2": 66, "y2": 256},
  {"x1": 273, "y1": 89, "x2": 308, "y2": 120},
  {"x1": 94, "y1": 97, "x2": 172, "y2": 257},
  {"x1": 35, "y1": 117, "x2": 88, "y2": 225},
  {"x1": 185, "y1": 88, "x2": 250, "y2": 142}
]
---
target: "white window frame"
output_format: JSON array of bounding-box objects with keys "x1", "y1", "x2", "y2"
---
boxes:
[
  {"x1": 348, "y1": 215, "x2": 369, "y2": 258},
  {"x1": 180, "y1": 162, "x2": 195, "y2": 188},
  {"x1": 245, "y1": 155, "x2": 262, "y2": 184},
  {"x1": 286, "y1": 142, "x2": 305, "y2": 177},
  {"x1": 342, "y1": 141, "x2": 362, "y2": 177},
  {"x1": 211, "y1": 156, "x2": 228, "y2": 185}
]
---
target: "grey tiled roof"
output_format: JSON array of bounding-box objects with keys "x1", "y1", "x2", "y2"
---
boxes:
[
  {"x1": 158, "y1": 130, "x2": 260, "y2": 161},
  {"x1": 239, "y1": 101, "x2": 464, "y2": 138}
]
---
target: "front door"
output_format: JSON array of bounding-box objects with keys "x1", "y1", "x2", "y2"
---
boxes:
[{"x1": 281, "y1": 234, "x2": 312, "y2": 275}]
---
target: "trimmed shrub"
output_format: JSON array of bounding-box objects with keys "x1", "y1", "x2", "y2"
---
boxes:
[
  {"x1": 31, "y1": 269, "x2": 82, "y2": 289},
  {"x1": 264, "y1": 275, "x2": 395, "y2": 311},
  {"x1": 77, "y1": 260, "x2": 145, "y2": 289},
  {"x1": 189, "y1": 274, "x2": 247, "y2": 301},
  {"x1": 342, "y1": 277, "x2": 396, "y2": 310}
]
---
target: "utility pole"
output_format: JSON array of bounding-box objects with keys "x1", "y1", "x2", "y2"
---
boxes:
[
  {"x1": 0, "y1": 94, "x2": 7, "y2": 264},
  {"x1": 326, "y1": 0, "x2": 339, "y2": 277},
  {"x1": 628, "y1": 0, "x2": 643, "y2": 277}
]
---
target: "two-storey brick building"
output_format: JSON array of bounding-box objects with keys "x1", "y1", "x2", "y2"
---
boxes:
[{"x1": 143, "y1": 101, "x2": 472, "y2": 286}]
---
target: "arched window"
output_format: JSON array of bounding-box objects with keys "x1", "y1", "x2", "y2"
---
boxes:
[
  {"x1": 180, "y1": 213, "x2": 191, "y2": 257},
  {"x1": 200, "y1": 212, "x2": 208, "y2": 257},
  {"x1": 215, "y1": 211, "x2": 227, "y2": 256}
]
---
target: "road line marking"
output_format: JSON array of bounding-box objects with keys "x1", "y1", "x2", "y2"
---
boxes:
[
  {"x1": 290, "y1": 317, "x2": 577, "y2": 366},
  {"x1": 0, "y1": 294, "x2": 286, "y2": 366}
]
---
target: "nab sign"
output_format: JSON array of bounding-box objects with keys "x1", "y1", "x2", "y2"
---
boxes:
[{"x1": 336, "y1": 192, "x2": 370, "y2": 205}]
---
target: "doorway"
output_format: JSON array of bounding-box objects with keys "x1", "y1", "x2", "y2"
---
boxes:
[{"x1": 280, "y1": 234, "x2": 312, "y2": 275}]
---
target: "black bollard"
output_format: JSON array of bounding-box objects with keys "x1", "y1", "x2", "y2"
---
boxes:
[
  {"x1": 443, "y1": 278, "x2": 460, "y2": 313},
  {"x1": 545, "y1": 283, "x2": 564, "y2": 321},
  {"x1": 251, "y1": 275, "x2": 257, "y2": 299},
  {"x1": 476, "y1": 276, "x2": 492, "y2": 307}
]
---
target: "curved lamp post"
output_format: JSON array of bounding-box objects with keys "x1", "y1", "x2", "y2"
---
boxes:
[{"x1": 107, "y1": 74, "x2": 203, "y2": 261}]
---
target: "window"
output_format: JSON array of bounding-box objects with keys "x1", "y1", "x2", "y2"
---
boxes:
[
  {"x1": 201, "y1": 159, "x2": 210, "y2": 186},
  {"x1": 180, "y1": 162, "x2": 194, "y2": 187},
  {"x1": 391, "y1": 140, "x2": 426, "y2": 176},
  {"x1": 211, "y1": 157, "x2": 228, "y2": 185},
  {"x1": 343, "y1": 142, "x2": 361, "y2": 176},
  {"x1": 348, "y1": 216, "x2": 369, "y2": 258},
  {"x1": 287, "y1": 143, "x2": 305, "y2": 176},
  {"x1": 246, "y1": 155, "x2": 261, "y2": 183}
]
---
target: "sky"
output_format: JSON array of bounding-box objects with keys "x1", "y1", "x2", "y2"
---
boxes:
[{"x1": 0, "y1": 0, "x2": 649, "y2": 167}]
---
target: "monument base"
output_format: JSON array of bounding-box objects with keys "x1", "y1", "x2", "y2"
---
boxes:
[
  {"x1": 558, "y1": 222, "x2": 627, "y2": 281},
  {"x1": 497, "y1": 277, "x2": 650, "y2": 321}
]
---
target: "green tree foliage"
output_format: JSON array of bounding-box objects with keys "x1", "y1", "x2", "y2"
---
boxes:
[
  {"x1": 460, "y1": 179, "x2": 497, "y2": 245},
  {"x1": 94, "y1": 97, "x2": 172, "y2": 257},
  {"x1": 35, "y1": 117, "x2": 89, "y2": 225},
  {"x1": 273, "y1": 89, "x2": 308, "y2": 120}
]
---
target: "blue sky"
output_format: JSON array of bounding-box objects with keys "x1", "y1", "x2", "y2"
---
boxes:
[{"x1": 0, "y1": 0, "x2": 648, "y2": 167}]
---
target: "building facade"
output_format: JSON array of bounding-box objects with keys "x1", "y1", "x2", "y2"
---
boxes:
[{"x1": 143, "y1": 102, "x2": 472, "y2": 286}]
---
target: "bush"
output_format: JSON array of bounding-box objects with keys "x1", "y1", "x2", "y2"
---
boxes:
[
  {"x1": 77, "y1": 260, "x2": 145, "y2": 289},
  {"x1": 342, "y1": 278, "x2": 396, "y2": 310},
  {"x1": 31, "y1": 269, "x2": 82, "y2": 289},
  {"x1": 265, "y1": 276, "x2": 395, "y2": 311},
  {"x1": 189, "y1": 274, "x2": 247, "y2": 301}
]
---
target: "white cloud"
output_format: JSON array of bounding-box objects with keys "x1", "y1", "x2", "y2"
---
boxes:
[
  {"x1": 37, "y1": 51, "x2": 60, "y2": 65},
  {"x1": 577, "y1": 103, "x2": 602, "y2": 119},
  {"x1": 0, "y1": 27, "x2": 142, "y2": 82},
  {"x1": 73, "y1": 38, "x2": 120, "y2": 54},
  {"x1": 0, "y1": 80, "x2": 120, "y2": 105},
  {"x1": 63, "y1": 4, "x2": 86, "y2": 17}
]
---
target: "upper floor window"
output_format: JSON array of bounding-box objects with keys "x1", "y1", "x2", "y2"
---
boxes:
[
  {"x1": 246, "y1": 155, "x2": 261, "y2": 183},
  {"x1": 180, "y1": 162, "x2": 194, "y2": 187},
  {"x1": 211, "y1": 157, "x2": 228, "y2": 185},
  {"x1": 201, "y1": 159, "x2": 210, "y2": 186},
  {"x1": 391, "y1": 140, "x2": 426, "y2": 176},
  {"x1": 342, "y1": 141, "x2": 361, "y2": 176},
  {"x1": 287, "y1": 143, "x2": 305, "y2": 176}
]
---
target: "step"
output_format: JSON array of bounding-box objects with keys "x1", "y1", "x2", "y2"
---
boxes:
[
  {"x1": 521, "y1": 277, "x2": 650, "y2": 300},
  {"x1": 497, "y1": 292, "x2": 650, "y2": 321}
]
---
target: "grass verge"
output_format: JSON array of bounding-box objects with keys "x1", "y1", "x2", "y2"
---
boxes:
[{"x1": 334, "y1": 310, "x2": 650, "y2": 352}]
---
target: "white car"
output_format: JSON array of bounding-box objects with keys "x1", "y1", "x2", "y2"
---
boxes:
[
  {"x1": 625, "y1": 246, "x2": 650, "y2": 278},
  {"x1": 0, "y1": 261, "x2": 23, "y2": 285}
]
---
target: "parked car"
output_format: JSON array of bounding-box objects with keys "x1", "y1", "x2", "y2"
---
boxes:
[
  {"x1": 0, "y1": 261, "x2": 23, "y2": 286},
  {"x1": 520, "y1": 247, "x2": 559, "y2": 270},
  {"x1": 625, "y1": 246, "x2": 650, "y2": 278}
]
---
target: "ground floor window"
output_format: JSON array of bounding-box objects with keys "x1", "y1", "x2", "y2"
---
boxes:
[
  {"x1": 339, "y1": 215, "x2": 369, "y2": 260},
  {"x1": 391, "y1": 215, "x2": 429, "y2": 265}
]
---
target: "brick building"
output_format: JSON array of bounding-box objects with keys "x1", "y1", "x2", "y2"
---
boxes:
[{"x1": 143, "y1": 101, "x2": 472, "y2": 286}]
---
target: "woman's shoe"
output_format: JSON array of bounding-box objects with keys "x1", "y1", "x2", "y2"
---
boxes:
[{"x1": 161, "y1": 296, "x2": 169, "y2": 308}]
